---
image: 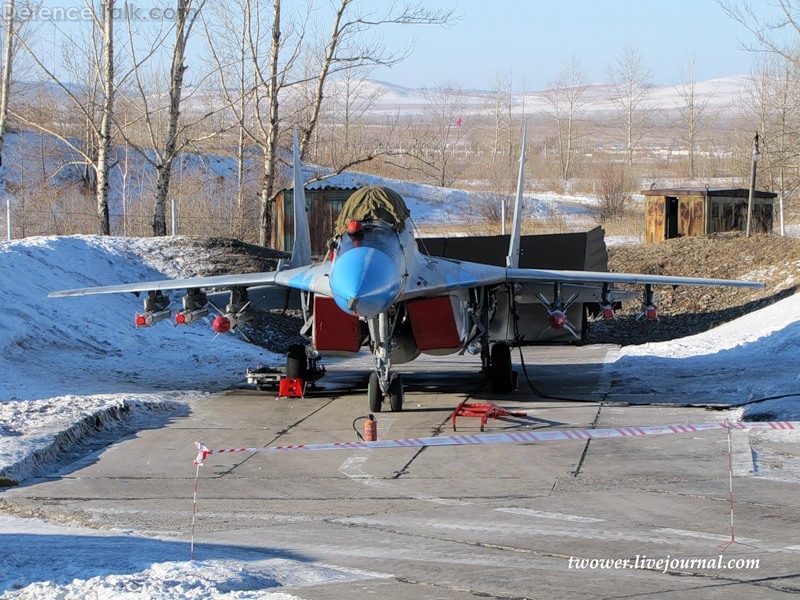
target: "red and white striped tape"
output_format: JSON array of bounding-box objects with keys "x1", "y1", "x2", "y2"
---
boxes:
[{"x1": 193, "y1": 421, "x2": 799, "y2": 465}]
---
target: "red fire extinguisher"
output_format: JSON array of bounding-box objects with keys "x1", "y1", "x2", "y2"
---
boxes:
[
  {"x1": 364, "y1": 414, "x2": 378, "y2": 441},
  {"x1": 354, "y1": 415, "x2": 378, "y2": 442}
]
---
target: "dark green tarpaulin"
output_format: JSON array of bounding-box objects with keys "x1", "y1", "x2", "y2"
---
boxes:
[{"x1": 334, "y1": 186, "x2": 410, "y2": 235}]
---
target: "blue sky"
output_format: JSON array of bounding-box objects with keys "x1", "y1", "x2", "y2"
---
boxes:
[
  {"x1": 369, "y1": 0, "x2": 780, "y2": 90},
  {"x1": 21, "y1": 0, "x2": 782, "y2": 92}
]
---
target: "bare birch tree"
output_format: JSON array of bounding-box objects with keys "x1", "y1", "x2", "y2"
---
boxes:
[
  {"x1": 95, "y1": 0, "x2": 114, "y2": 234},
  {"x1": 486, "y1": 70, "x2": 514, "y2": 171},
  {"x1": 608, "y1": 43, "x2": 653, "y2": 170},
  {"x1": 673, "y1": 54, "x2": 722, "y2": 180},
  {"x1": 13, "y1": 0, "x2": 117, "y2": 234},
  {"x1": 739, "y1": 55, "x2": 800, "y2": 222},
  {"x1": 118, "y1": 0, "x2": 210, "y2": 236},
  {"x1": 544, "y1": 56, "x2": 587, "y2": 181},
  {"x1": 414, "y1": 80, "x2": 470, "y2": 187},
  {"x1": 229, "y1": 0, "x2": 453, "y2": 245},
  {"x1": 0, "y1": 0, "x2": 17, "y2": 179},
  {"x1": 1, "y1": 0, "x2": 36, "y2": 191},
  {"x1": 719, "y1": 1, "x2": 800, "y2": 68}
]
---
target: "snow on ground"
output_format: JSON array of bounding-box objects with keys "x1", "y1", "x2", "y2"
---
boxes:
[
  {"x1": 0, "y1": 514, "x2": 384, "y2": 599},
  {"x1": 2, "y1": 228, "x2": 800, "y2": 596},
  {"x1": 598, "y1": 292, "x2": 800, "y2": 417},
  {"x1": 0, "y1": 235, "x2": 275, "y2": 402},
  {"x1": 311, "y1": 169, "x2": 598, "y2": 227},
  {"x1": 0, "y1": 235, "x2": 276, "y2": 484}
]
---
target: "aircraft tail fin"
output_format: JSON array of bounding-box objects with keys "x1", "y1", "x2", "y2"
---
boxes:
[
  {"x1": 506, "y1": 122, "x2": 526, "y2": 269},
  {"x1": 286, "y1": 127, "x2": 312, "y2": 268}
]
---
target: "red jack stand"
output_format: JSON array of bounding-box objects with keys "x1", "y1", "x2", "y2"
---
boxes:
[
  {"x1": 451, "y1": 401, "x2": 526, "y2": 431},
  {"x1": 278, "y1": 377, "x2": 306, "y2": 398}
]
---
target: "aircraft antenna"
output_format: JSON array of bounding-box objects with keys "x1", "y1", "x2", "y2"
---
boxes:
[
  {"x1": 285, "y1": 127, "x2": 312, "y2": 268},
  {"x1": 506, "y1": 122, "x2": 527, "y2": 269},
  {"x1": 409, "y1": 216, "x2": 432, "y2": 257}
]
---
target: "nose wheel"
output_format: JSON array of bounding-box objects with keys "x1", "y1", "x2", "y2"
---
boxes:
[
  {"x1": 389, "y1": 373, "x2": 404, "y2": 411},
  {"x1": 368, "y1": 372, "x2": 382, "y2": 412},
  {"x1": 367, "y1": 371, "x2": 404, "y2": 412}
]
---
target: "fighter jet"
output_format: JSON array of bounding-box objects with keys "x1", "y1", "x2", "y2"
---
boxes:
[{"x1": 50, "y1": 128, "x2": 764, "y2": 412}]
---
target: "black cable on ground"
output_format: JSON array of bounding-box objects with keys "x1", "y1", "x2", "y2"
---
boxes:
[{"x1": 508, "y1": 288, "x2": 800, "y2": 410}]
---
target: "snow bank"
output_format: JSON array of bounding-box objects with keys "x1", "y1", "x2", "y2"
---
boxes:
[
  {"x1": 599, "y1": 292, "x2": 800, "y2": 417},
  {"x1": 0, "y1": 236, "x2": 279, "y2": 484},
  {"x1": 0, "y1": 515, "x2": 382, "y2": 599},
  {"x1": 0, "y1": 235, "x2": 276, "y2": 402},
  {"x1": 0, "y1": 394, "x2": 191, "y2": 484}
]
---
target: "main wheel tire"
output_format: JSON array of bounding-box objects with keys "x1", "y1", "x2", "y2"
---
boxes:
[
  {"x1": 389, "y1": 373, "x2": 404, "y2": 412},
  {"x1": 490, "y1": 343, "x2": 514, "y2": 393},
  {"x1": 368, "y1": 372, "x2": 382, "y2": 413},
  {"x1": 286, "y1": 344, "x2": 307, "y2": 379}
]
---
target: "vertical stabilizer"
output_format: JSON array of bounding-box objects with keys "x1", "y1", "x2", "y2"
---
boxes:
[
  {"x1": 286, "y1": 127, "x2": 312, "y2": 268},
  {"x1": 506, "y1": 122, "x2": 527, "y2": 268}
]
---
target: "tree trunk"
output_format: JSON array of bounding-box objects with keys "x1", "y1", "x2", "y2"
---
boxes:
[
  {"x1": 299, "y1": 0, "x2": 348, "y2": 159},
  {"x1": 0, "y1": 0, "x2": 15, "y2": 175},
  {"x1": 153, "y1": 0, "x2": 193, "y2": 237},
  {"x1": 258, "y1": 0, "x2": 280, "y2": 247},
  {"x1": 96, "y1": 0, "x2": 114, "y2": 235}
]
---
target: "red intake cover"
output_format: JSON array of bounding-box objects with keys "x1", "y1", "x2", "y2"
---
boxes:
[
  {"x1": 406, "y1": 296, "x2": 461, "y2": 352},
  {"x1": 313, "y1": 295, "x2": 361, "y2": 354}
]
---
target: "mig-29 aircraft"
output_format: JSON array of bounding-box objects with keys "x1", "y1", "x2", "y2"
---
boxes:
[{"x1": 50, "y1": 128, "x2": 764, "y2": 412}]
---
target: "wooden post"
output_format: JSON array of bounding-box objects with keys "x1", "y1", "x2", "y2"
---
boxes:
[{"x1": 746, "y1": 131, "x2": 760, "y2": 238}]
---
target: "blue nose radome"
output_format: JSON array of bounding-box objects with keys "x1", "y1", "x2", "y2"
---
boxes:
[{"x1": 329, "y1": 247, "x2": 401, "y2": 317}]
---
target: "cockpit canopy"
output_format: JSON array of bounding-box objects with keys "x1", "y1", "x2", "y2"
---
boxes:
[{"x1": 334, "y1": 186, "x2": 410, "y2": 235}]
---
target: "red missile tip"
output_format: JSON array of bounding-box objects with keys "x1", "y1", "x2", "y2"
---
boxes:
[
  {"x1": 602, "y1": 306, "x2": 615, "y2": 319},
  {"x1": 135, "y1": 314, "x2": 147, "y2": 327},
  {"x1": 212, "y1": 315, "x2": 231, "y2": 333},
  {"x1": 548, "y1": 311, "x2": 567, "y2": 330},
  {"x1": 175, "y1": 313, "x2": 186, "y2": 324}
]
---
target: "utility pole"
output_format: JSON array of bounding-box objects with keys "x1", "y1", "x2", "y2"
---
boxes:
[{"x1": 746, "y1": 131, "x2": 760, "y2": 238}]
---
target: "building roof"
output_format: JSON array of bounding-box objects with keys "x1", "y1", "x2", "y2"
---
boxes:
[{"x1": 641, "y1": 187, "x2": 777, "y2": 199}]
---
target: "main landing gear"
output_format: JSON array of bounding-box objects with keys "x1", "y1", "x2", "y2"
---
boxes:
[{"x1": 489, "y1": 342, "x2": 517, "y2": 393}]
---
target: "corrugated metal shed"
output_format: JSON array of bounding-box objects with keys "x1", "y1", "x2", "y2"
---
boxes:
[
  {"x1": 272, "y1": 186, "x2": 360, "y2": 255},
  {"x1": 641, "y1": 187, "x2": 776, "y2": 243}
]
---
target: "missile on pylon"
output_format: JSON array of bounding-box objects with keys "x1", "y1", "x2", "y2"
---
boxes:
[
  {"x1": 135, "y1": 309, "x2": 172, "y2": 327},
  {"x1": 137, "y1": 291, "x2": 171, "y2": 327},
  {"x1": 548, "y1": 310, "x2": 567, "y2": 330},
  {"x1": 175, "y1": 307, "x2": 209, "y2": 325},
  {"x1": 209, "y1": 286, "x2": 255, "y2": 334},
  {"x1": 211, "y1": 310, "x2": 254, "y2": 333}
]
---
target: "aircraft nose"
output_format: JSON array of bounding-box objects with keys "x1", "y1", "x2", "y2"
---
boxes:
[{"x1": 329, "y1": 247, "x2": 401, "y2": 317}]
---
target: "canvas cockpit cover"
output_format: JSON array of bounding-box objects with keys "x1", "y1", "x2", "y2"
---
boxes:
[{"x1": 334, "y1": 186, "x2": 410, "y2": 235}]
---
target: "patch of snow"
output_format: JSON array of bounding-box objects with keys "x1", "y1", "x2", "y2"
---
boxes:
[
  {"x1": 599, "y1": 292, "x2": 800, "y2": 416},
  {"x1": 0, "y1": 515, "x2": 384, "y2": 599}
]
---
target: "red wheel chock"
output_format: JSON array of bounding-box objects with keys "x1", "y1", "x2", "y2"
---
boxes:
[
  {"x1": 278, "y1": 377, "x2": 306, "y2": 398},
  {"x1": 451, "y1": 401, "x2": 526, "y2": 431}
]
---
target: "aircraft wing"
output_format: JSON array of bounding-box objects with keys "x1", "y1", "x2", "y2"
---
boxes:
[
  {"x1": 505, "y1": 267, "x2": 765, "y2": 289},
  {"x1": 48, "y1": 263, "x2": 333, "y2": 298},
  {"x1": 48, "y1": 271, "x2": 280, "y2": 297},
  {"x1": 402, "y1": 256, "x2": 763, "y2": 302}
]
